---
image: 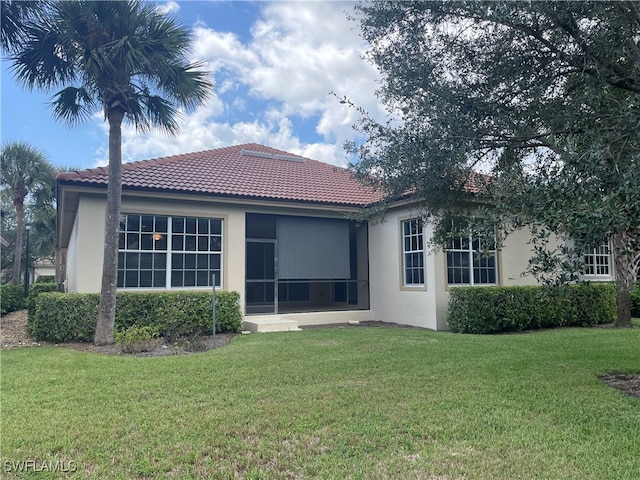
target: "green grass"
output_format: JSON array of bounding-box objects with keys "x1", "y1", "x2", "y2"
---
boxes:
[{"x1": 2, "y1": 326, "x2": 639, "y2": 479}]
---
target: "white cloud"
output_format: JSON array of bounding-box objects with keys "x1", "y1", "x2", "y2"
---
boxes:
[
  {"x1": 93, "y1": 1, "x2": 386, "y2": 168},
  {"x1": 157, "y1": 1, "x2": 180, "y2": 16}
]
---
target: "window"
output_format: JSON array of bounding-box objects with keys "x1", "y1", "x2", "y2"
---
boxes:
[
  {"x1": 583, "y1": 244, "x2": 611, "y2": 277},
  {"x1": 402, "y1": 218, "x2": 424, "y2": 286},
  {"x1": 446, "y1": 230, "x2": 497, "y2": 285},
  {"x1": 118, "y1": 214, "x2": 222, "y2": 289}
]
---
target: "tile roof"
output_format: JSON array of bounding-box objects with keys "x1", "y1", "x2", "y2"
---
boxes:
[{"x1": 57, "y1": 143, "x2": 382, "y2": 207}]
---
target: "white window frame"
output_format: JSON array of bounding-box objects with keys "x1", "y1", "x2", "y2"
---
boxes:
[
  {"x1": 583, "y1": 244, "x2": 611, "y2": 278},
  {"x1": 402, "y1": 218, "x2": 425, "y2": 286},
  {"x1": 118, "y1": 213, "x2": 223, "y2": 290},
  {"x1": 446, "y1": 231, "x2": 497, "y2": 286}
]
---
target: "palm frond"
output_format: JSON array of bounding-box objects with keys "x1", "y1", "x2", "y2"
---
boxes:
[
  {"x1": 151, "y1": 60, "x2": 212, "y2": 111},
  {"x1": 136, "y1": 94, "x2": 179, "y2": 135},
  {"x1": 9, "y1": 23, "x2": 77, "y2": 90},
  {"x1": 50, "y1": 87, "x2": 96, "y2": 126},
  {"x1": 1, "y1": 0, "x2": 48, "y2": 52}
]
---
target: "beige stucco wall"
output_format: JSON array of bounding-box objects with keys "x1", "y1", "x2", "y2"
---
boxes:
[
  {"x1": 66, "y1": 191, "x2": 554, "y2": 330},
  {"x1": 66, "y1": 208, "x2": 80, "y2": 293},
  {"x1": 65, "y1": 191, "x2": 377, "y2": 325},
  {"x1": 368, "y1": 207, "x2": 440, "y2": 330},
  {"x1": 368, "y1": 206, "x2": 552, "y2": 330},
  {"x1": 66, "y1": 195, "x2": 107, "y2": 293},
  {"x1": 499, "y1": 226, "x2": 541, "y2": 286},
  {"x1": 67, "y1": 193, "x2": 247, "y2": 297}
]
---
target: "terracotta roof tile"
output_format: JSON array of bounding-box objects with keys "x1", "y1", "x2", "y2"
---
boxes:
[{"x1": 57, "y1": 143, "x2": 382, "y2": 207}]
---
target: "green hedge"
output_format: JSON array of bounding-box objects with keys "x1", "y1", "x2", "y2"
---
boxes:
[
  {"x1": 29, "y1": 290, "x2": 243, "y2": 342},
  {"x1": 28, "y1": 293, "x2": 99, "y2": 342},
  {"x1": 35, "y1": 275, "x2": 56, "y2": 283},
  {"x1": 631, "y1": 285, "x2": 640, "y2": 317},
  {"x1": 446, "y1": 283, "x2": 616, "y2": 334},
  {"x1": 27, "y1": 282, "x2": 60, "y2": 318},
  {"x1": 0, "y1": 284, "x2": 25, "y2": 315}
]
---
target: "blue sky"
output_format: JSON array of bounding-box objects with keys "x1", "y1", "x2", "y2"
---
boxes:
[{"x1": 1, "y1": 1, "x2": 385, "y2": 170}]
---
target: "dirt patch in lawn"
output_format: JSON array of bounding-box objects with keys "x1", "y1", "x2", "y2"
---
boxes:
[{"x1": 0, "y1": 309, "x2": 235, "y2": 356}]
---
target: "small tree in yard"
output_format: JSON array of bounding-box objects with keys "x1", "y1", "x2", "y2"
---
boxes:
[
  {"x1": 8, "y1": 1, "x2": 212, "y2": 344},
  {"x1": 349, "y1": 1, "x2": 639, "y2": 327}
]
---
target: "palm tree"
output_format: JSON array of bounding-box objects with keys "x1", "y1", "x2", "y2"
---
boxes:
[
  {"x1": 28, "y1": 164, "x2": 60, "y2": 259},
  {"x1": 8, "y1": 1, "x2": 211, "y2": 344},
  {"x1": 0, "y1": 142, "x2": 53, "y2": 286}
]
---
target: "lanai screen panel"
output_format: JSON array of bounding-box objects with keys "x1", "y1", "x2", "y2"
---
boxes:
[{"x1": 277, "y1": 216, "x2": 351, "y2": 279}]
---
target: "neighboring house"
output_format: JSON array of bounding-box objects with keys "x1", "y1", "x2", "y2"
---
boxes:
[
  {"x1": 33, "y1": 257, "x2": 55, "y2": 282},
  {"x1": 56, "y1": 143, "x2": 614, "y2": 331}
]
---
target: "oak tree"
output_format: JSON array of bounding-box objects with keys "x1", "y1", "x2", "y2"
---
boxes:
[{"x1": 349, "y1": 1, "x2": 639, "y2": 327}]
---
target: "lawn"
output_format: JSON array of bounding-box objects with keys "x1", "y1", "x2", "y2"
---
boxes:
[{"x1": 1, "y1": 326, "x2": 639, "y2": 479}]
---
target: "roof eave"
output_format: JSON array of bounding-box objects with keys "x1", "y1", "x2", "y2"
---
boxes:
[{"x1": 57, "y1": 180, "x2": 373, "y2": 211}]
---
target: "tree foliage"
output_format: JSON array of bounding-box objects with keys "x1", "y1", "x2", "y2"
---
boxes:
[
  {"x1": 8, "y1": 0, "x2": 212, "y2": 344},
  {"x1": 0, "y1": 142, "x2": 54, "y2": 286},
  {"x1": 0, "y1": 0, "x2": 46, "y2": 53},
  {"x1": 349, "y1": 1, "x2": 640, "y2": 326}
]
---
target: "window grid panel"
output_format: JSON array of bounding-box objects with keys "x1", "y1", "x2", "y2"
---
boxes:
[
  {"x1": 118, "y1": 214, "x2": 222, "y2": 289},
  {"x1": 583, "y1": 245, "x2": 610, "y2": 276},
  {"x1": 170, "y1": 215, "x2": 223, "y2": 288},
  {"x1": 402, "y1": 219, "x2": 424, "y2": 286},
  {"x1": 447, "y1": 232, "x2": 497, "y2": 286}
]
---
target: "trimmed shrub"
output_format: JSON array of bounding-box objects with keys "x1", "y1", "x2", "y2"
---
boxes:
[
  {"x1": 29, "y1": 290, "x2": 243, "y2": 342},
  {"x1": 115, "y1": 325, "x2": 159, "y2": 353},
  {"x1": 0, "y1": 284, "x2": 25, "y2": 315},
  {"x1": 214, "y1": 291, "x2": 243, "y2": 333},
  {"x1": 27, "y1": 282, "x2": 60, "y2": 318},
  {"x1": 631, "y1": 285, "x2": 640, "y2": 317},
  {"x1": 569, "y1": 283, "x2": 616, "y2": 327},
  {"x1": 29, "y1": 293, "x2": 98, "y2": 342},
  {"x1": 35, "y1": 275, "x2": 56, "y2": 283},
  {"x1": 447, "y1": 283, "x2": 616, "y2": 334}
]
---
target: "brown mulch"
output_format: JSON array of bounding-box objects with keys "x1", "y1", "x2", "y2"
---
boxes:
[
  {"x1": 598, "y1": 373, "x2": 640, "y2": 399},
  {"x1": 1, "y1": 311, "x2": 639, "y2": 398},
  {"x1": 0, "y1": 310, "x2": 236, "y2": 356}
]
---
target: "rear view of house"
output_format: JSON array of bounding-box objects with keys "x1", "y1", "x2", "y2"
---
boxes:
[{"x1": 56, "y1": 144, "x2": 615, "y2": 331}]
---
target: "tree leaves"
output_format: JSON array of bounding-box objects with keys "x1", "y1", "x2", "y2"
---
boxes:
[{"x1": 350, "y1": 1, "x2": 639, "y2": 323}]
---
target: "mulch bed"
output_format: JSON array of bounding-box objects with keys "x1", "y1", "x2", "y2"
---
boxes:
[
  {"x1": 597, "y1": 373, "x2": 640, "y2": 399},
  {"x1": 0, "y1": 309, "x2": 235, "y2": 356}
]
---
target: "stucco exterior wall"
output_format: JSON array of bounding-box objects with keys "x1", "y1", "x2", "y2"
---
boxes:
[
  {"x1": 499, "y1": 226, "x2": 541, "y2": 286},
  {"x1": 68, "y1": 193, "x2": 247, "y2": 297},
  {"x1": 67, "y1": 194, "x2": 105, "y2": 293},
  {"x1": 367, "y1": 207, "x2": 553, "y2": 330},
  {"x1": 66, "y1": 191, "x2": 558, "y2": 330},
  {"x1": 368, "y1": 207, "x2": 440, "y2": 330},
  {"x1": 66, "y1": 208, "x2": 80, "y2": 293},
  {"x1": 66, "y1": 192, "x2": 375, "y2": 326}
]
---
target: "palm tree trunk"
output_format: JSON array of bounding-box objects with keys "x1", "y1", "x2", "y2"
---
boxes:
[
  {"x1": 94, "y1": 110, "x2": 124, "y2": 345},
  {"x1": 612, "y1": 231, "x2": 633, "y2": 328},
  {"x1": 11, "y1": 201, "x2": 24, "y2": 285}
]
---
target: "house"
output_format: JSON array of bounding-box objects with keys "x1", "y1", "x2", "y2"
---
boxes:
[
  {"x1": 33, "y1": 257, "x2": 56, "y2": 282},
  {"x1": 56, "y1": 143, "x2": 615, "y2": 331}
]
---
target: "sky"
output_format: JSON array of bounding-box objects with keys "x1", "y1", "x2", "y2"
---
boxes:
[{"x1": 0, "y1": 1, "x2": 387, "y2": 170}]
